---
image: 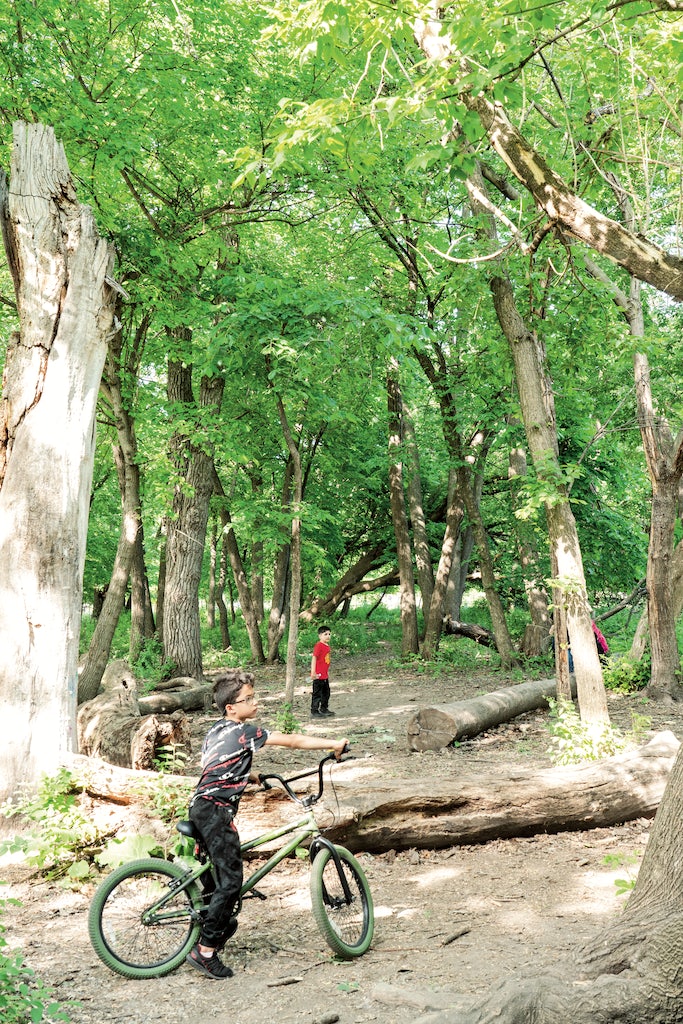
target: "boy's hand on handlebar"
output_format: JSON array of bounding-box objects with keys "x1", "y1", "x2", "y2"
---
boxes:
[{"x1": 333, "y1": 738, "x2": 350, "y2": 760}]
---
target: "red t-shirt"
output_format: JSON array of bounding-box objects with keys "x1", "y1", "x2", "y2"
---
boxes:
[{"x1": 312, "y1": 641, "x2": 331, "y2": 680}]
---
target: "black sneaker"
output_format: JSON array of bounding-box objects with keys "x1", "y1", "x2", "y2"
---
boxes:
[
  {"x1": 311, "y1": 710, "x2": 325, "y2": 718},
  {"x1": 320, "y1": 709, "x2": 335, "y2": 716},
  {"x1": 186, "y1": 945, "x2": 233, "y2": 979}
]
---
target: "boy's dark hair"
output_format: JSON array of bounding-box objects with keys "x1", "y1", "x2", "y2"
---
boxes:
[
  {"x1": 318, "y1": 625, "x2": 331, "y2": 636},
  {"x1": 213, "y1": 670, "x2": 255, "y2": 714}
]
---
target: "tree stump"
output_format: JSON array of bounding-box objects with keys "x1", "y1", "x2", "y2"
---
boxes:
[{"x1": 77, "y1": 660, "x2": 190, "y2": 769}]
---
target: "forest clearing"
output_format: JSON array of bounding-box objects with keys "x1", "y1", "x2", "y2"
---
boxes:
[
  {"x1": 4, "y1": 650, "x2": 683, "y2": 1024},
  {"x1": 4, "y1": 2, "x2": 683, "y2": 1021}
]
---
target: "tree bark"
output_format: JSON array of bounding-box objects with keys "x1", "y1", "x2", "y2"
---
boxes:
[
  {"x1": 508, "y1": 441, "x2": 551, "y2": 655},
  {"x1": 212, "y1": 467, "x2": 266, "y2": 664},
  {"x1": 0, "y1": 123, "x2": 116, "y2": 801},
  {"x1": 273, "y1": 391, "x2": 304, "y2": 705},
  {"x1": 320, "y1": 730, "x2": 678, "y2": 852},
  {"x1": 403, "y1": 404, "x2": 434, "y2": 623},
  {"x1": 407, "y1": 676, "x2": 569, "y2": 751},
  {"x1": 63, "y1": 731, "x2": 678, "y2": 857},
  {"x1": 163, "y1": 359, "x2": 224, "y2": 678},
  {"x1": 490, "y1": 275, "x2": 608, "y2": 722},
  {"x1": 387, "y1": 360, "x2": 420, "y2": 656},
  {"x1": 79, "y1": 313, "x2": 146, "y2": 702}
]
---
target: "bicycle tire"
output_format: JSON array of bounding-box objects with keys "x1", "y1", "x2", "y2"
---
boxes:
[
  {"x1": 309, "y1": 846, "x2": 374, "y2": 958},
  {"x1": 88, "y1": 858, "x2": 203, "y2": 979}
]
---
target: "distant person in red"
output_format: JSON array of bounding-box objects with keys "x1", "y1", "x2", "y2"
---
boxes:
[
  {"x1": 310, "y1": 625, "x2": 334, "y2": 718},
  {"x1": 592, "y1": 621, "x2": 609, "y2": 664}
]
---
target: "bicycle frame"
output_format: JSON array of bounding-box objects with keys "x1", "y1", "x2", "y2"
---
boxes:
[{"x1": 142, "y1": 810, "x2": 322, "y2": 927}]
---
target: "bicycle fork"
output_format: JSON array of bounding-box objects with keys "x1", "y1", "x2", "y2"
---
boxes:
[{"x1": 309, "y1": 837, "x2": 355, "y2": 905}]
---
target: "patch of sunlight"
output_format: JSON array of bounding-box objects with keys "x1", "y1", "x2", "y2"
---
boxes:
[
  {"x1": 374, "y1": 904, "x2": 403, "y2": 919},
  {"x1": 556, "y1": 868, "x2": 630, "y2": 917},
  {"x1": 408, "y1": 864, "x2": 464, "y2": 888}
]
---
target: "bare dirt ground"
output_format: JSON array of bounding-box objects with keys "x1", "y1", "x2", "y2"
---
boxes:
[{"x1": 5, "y1": 652, "x2": 683, "y2": 1024}]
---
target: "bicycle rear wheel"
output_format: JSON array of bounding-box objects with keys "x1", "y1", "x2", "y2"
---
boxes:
[
  {"x1": 88, "y1": 858, "x2": 203, "y2": 979},
  {"x1": 309, "y1": 846, "x2": 374, "y2": 958}
]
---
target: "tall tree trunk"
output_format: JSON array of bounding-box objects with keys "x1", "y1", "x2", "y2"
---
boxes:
[
  {"x1": 207, "y1": 517, "x2": 217, "y2": 630},
  {"x1": 248, "y1": 469, "x2": 265, "y2": 625},
  {"x1": 163, "y1": 359, "x2": 224, "y2": 679},
  {"x1": 129, "y1": 524, "x2": 155, "y2": 655},
  {"x1": 458, "y1": 463, "x2": 519, "y2": 668},
  {"x1": 266, "y1": 457, "x2": 293, "y2": 663},
  {"x1": 212, "y1": 468, "x2": 265, "y2": 664},
  {"x1": 79, "y1": 312, "x2": 148, "y2": 702},
  {"x1": 635, "y1": 352, "x2": 683, "y2": 698},
  {"x1": 273, "y1": 394, "x2": 304, "y2": 706},
  {"x1": 454, "y1": 156, "x2": 606, "y2": 720},
  {"x1": 0, "y1": 123, "x2": 115, "y2": 799},
  {"x1": 387, "y1": 361, "x2": 420, "y2": 656},
  {"x1": 215, "y1": 527, "x2": 231, "y2": 650},
  {"x1": 508, "y1": 442, "x2": 551, "y2": 656},
  {"x1": 423, "y1": 468, "x2": 465, "y2": 659},
  {"x1": 404, "y1": 404, "x2": 434, "y2": 626},
  {"x1": 490, "y1": 275, "x2": 608, "y2": 723},
  {"x1": 586, "y1": 219, "x2": 683, "y2": 699}
]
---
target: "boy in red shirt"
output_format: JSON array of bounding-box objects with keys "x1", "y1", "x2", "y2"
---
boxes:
[{"x1": 310, "y1": 625, "x2": 334, "y2": 718}]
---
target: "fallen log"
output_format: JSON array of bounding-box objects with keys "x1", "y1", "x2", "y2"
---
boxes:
[
  {"x1": 442, "y1": 617, "x2": 496, "y2": 647},
  {"x1": 65, "y1": 731, "x2": 679, "y2": 855},
  {"x1": 315, "y1": 731, "x2": 679, "y2": 853},
  {"x1": 138, "y1": 681, "x2": 213, "y2": 714},
  {"x1": 407, "y1": 676, "x2": 572, "y2": 752}
]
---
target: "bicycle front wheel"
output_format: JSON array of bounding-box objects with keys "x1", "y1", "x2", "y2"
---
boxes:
[
  {"x1": 88, "y1": 858, "x2": 203, "y2": 979},
  {"x1": 310, "y1": 846, "x2": 374, "y2": 958}
]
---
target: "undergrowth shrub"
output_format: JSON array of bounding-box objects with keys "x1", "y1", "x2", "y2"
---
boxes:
[
  {"x1": 546, "y1": 697, "x2": 651, "y2": 765},
  {"x1": 602, "y1": 655, "x2": 650, "y2": 693},
  {"x1": 0, "y1": 896, "x2": 72, "y2": 1023}
]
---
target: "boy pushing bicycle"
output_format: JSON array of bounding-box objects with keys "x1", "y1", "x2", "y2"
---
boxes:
[{"x1": 186, "y1": 669, "x2": 348, "y2": 980}]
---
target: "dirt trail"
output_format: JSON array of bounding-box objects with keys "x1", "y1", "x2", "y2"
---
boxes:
[{"x1": 5, "y1": 656, "x2": 681, "y2": 1024}]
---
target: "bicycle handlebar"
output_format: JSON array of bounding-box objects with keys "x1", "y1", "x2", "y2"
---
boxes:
[{"x1": 257, "y1": 746, "x2": 350, "y2": 806}]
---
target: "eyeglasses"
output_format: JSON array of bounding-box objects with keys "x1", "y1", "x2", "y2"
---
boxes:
[{"x1": 231, "y1": 694, "x2": 257, "y2": 705}]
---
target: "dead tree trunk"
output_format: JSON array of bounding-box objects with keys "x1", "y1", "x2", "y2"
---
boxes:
[
  {"x1": 0, "y1": 122, "x2": 116, "y2": 801},
  {"x1": 316, "y1": 731, "x2": 677, "y2": 854},
  {"x1": 77, "y1": 660, "x2": 191, "y2": 769},
  {"x1": 407, "y1": 677, "x2": 567, "y2": 751}
]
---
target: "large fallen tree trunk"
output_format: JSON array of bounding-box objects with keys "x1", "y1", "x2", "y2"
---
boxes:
[
  {"x1": 65, "y1": 731, "x2": 678, "y2": 853},
  {"x1": 407, "y1": 676, "x2": 571, "y2": 751},
  {"x1": 317, "y1": 731, "x2": 678, "y2": 852}
]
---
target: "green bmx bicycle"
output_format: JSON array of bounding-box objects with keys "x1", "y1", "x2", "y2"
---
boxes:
[{"x1": 88, "y1": 752, "x2": 374, "y2": 978}]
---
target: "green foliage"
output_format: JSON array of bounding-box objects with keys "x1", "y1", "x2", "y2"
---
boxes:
[
  {"x1": 603, "y1": 656, "x2": 650, "y2": 694},
  {"x1": 546, "y1": 698, "x2": 651, "y2": 765},
  {"x1": 272, "y1": 702, "x2": 300, "y2": 734},
  {"x1": 134, "y1": 776, "x2": 194, "y2": 825},
  {"x1": 95, "y1": 835, "x2": 164, "y2": 871},
  {"x1": 133, "y1": 637, "x2": 176, "y2": 689},
  {"x1": 152, "y1": 744, "x2": 189, "y2": 774},
  {"x1": 0, "y1": 771, "x2": 109, "y2": 882},
  {"x1": 0, "y1": 895, "x2": 72, "y2": 1024},
  {"x1": 602, "y1": 852, "x2": 641, "y2": 898},
  {"x1": 546, "y1": 698, "x2": 626, "y2": 765}
]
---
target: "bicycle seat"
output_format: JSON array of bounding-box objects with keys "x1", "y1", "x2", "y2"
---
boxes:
[{"x1": 176, "y1": 820, "x2": 201, "y2": 840}]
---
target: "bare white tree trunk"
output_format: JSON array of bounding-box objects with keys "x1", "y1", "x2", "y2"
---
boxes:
[{"x1": 0, "y1": 122, "x2": 115, "y2": 800}]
